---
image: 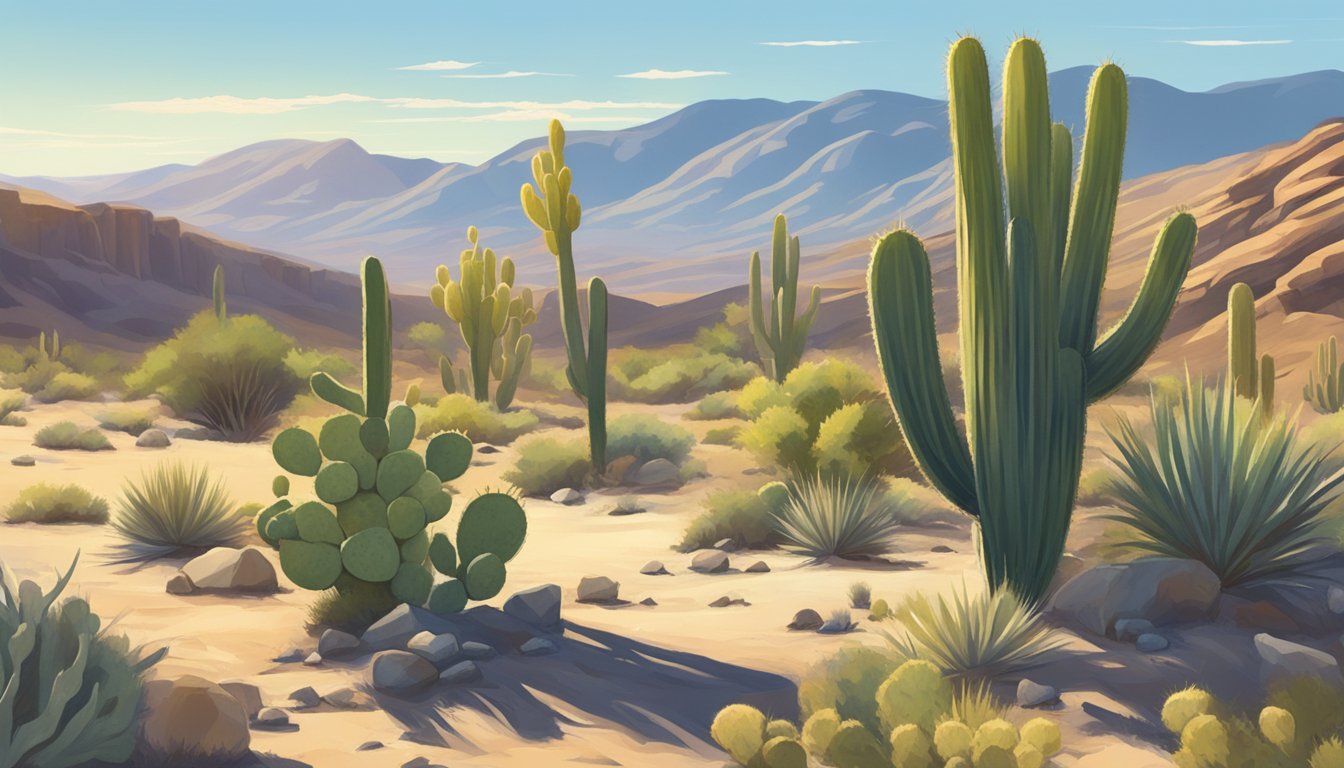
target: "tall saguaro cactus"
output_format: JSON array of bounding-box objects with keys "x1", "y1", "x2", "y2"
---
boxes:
[
  {"x1": 309, "y1": 257, "x2": 393, "y2": 418},
  {"x1": 521, "y1": 120, "x2": 608, "y2": 469},
  {"x1": 749, "y1": 214, "x2": 821, "y2": 382},
  {"x1": 430, "y1": 227, "x2": 537, "y2": 410},
  {"x1": 867, "y1": 37, "x2": 1196, "y2": 603},
  {"x1": 213, "y1": 265, "x2": 227, "y2": 321}
]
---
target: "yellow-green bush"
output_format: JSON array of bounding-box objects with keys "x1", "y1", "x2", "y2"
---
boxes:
[
  {"x1": 606, "y1": 413, "x2": 695, "y2": 466},
  {"x1": 609, "y1": 347, "x2": 758, "y2": 404},
  {"x1": 34, "y1": 421, "x2": 113, "y2": 451},
  {"x1": 97, "y1": 405, "x2": 160, "y2": 436},
  {"x1": 0, "y1": 389, "x2": 25, "y2": 426},
  {"x1": 415, "y1": 393, "x2": 539, "y2": 444},
  {"x1": 503, "y1": 436, "x2": 591, "y2": 496},
  {"x1": 675, "y1": 483, "x2": 788, "y2": 552},
  {"x1": 4, "y1": 483, "x2": 109, "y2": 524},
  {"x1": 1162, "y1": 681, "x2": 1344, "y2": 767},
  {"x1": 685, "y1": 391, "x2": 745, "y2": 421}
]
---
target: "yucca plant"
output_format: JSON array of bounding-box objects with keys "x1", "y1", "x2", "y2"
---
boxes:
[
  {"x1": 772, "y1": 473, "x2": 901, "y2": 559},
  {"x1": 1104, "y1": 376, "x2": 1344, "y2": 587},
  {"x1": 112, "y1": 461, "x2": 247, "y2": 559},
  {"x1": 881, "y1": 581, "x2": 1063, "y2": 681}
]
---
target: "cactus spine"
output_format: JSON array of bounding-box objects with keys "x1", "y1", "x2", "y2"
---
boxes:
[
  {"x1": 866, "y1": 37, "x2": 1196, "y2": 603},
  {"x1": 213, "y1": 264, "x2": 227, "y2": 321},
  {"x1": 521, "y1": 120, "x2": 608, "y2": 469},
  {"x1": 748, "y1": 214, "x2": 821, "y2": 382},
  {"x1": 1226, "y1": 282, "x2": 1275, "y2": 419},
  {"x1": 430, "y1": 227, "x2": 537, "y2": 410},
  {"x1": 1304, "y1": 336, "x2": 1344, "y2": 413}
]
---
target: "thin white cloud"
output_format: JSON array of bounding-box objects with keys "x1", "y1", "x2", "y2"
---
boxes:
[
  {"x1": 760, "y1": 40, "x2": 863, "y2": 47},
  {"x1": 376, "y1": 111, "x2": 659, "y2": 124},
  {"x1": 617, "y1": 69, "x2": 728, "y2": 80},
  {"x1": 388, "y1": 98, "x2": 683, "y2": 110},
  {"x1": 0, "y1": 126, "x2": 161, "y2": 140},
  {"x1": 106, "y1": 93, "x2": 380, "y2": 114},
  {"x1": 397, "y1": 60, "x2": 479, "y2": 71},
  {"x1": 1170, "y1": 39, "x2": 1293, "y2": 46},
  {"x1": 442, "y1": 70, "x2": 572, "y2": 79}
]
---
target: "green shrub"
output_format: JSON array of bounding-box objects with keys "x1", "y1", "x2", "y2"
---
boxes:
[
  {"x1": 812, "y1": 400, "x2": 903, "y2": 477},
  {"x1": 0, "y1": 556, "x2": 165, "y2": 767},
  {"x1": 703, "y1": 425, "x2": 741, "y2": 446},
  {"x1": 695, "y1": 322, "x2": 748, "y2": 357},
  {"x1": 112, "y1": 462, "x2": 246, "y2": 558},
  {"x1": 4, "y1": 483, "x2": 109, "y2": 524},
  {"x1": 34, "y1": 421, "x2": 113, "y2": 451},
  {"x1": 848, "y1": 581, "x2": 871, "y2": 609},
  {"x1": 737, "y1": 405, "x2": 812, "y2": 470},
  {"x1": 798, "y1": 646, "x2": 902, "y2": 735},
  {"x1": 524, "y1": 358, "x2": 571, "y2": 397},
  {"x1": 504, "y1": 436, "x2": 592, "y2": 496},
  {"x1": 607, "y1": 413, "x2": 695, "y2": 465},
  {"x1": 415, "y1": 393, "x2": 539, "y2": 444},
  {"x1": 405, "y1": 321, "x2": 452, "y2": 362},
  {"x1": 0, "y1": 389, "x2": 26, "y2": 426},
  {"x1": 881, "y1": 477, "x2": 965, "y2": 527},
  {"x1": 97, "y1": 405, "x2": 160, "y2": 435},
  {"x1": 0, "y1": 344, "x2": 24, "y2": 373},
  {"x1": 609, "y1": 347, "x2": 758, "y2": 404},
  {"x1": 34, "y1": 370, "x2": 101, "y2": 402},
  {"x1": 3, "y1": 357, "x2": 64, "y2": 395},
  {"x1": 685, "y1": 391, "x2": 745, "y2": 421},
  {"x1": 283, "y1": 348, "x2": 356, "y2": 381},
  {"x1": 773, "y1": 473, "x2": 902, "y2": 559},
  {"x1": 1162, "y1": 681, "x2": 1344, "y2": 767},
  {"x1": 1075, "y1": 466, "x2": 1117, "y2": 507},
  {"x1": 125, "y1": 312, "x2": 301, "y2": 441},
  {"x1": 1105, "y1": 378, "x2": 1344, "y2": 587},
  {"x1": 736, "y1": 376, "x2": 789, "y2": 418},
  {"x1": 676, "y1": 485, "x2": 789, "y2": 551}
]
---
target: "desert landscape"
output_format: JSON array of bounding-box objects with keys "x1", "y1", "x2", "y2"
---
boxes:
[{"x1": 5, "y1": 8, "x2": 1344, "y2": 768}]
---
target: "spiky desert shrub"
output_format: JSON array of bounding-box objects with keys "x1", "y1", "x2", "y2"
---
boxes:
[
  {"x1": 4, "y1": 483, "x2": 109, "y2": 524},
  {"x1": 606, "y1": 413, "x2": 695, "y2": 466},
  {"x1": 503, "y1": 436, "x2": 592, "y2": 496},
  {"x1": 415, "y1": 393, "x2": 540, "y2": 444},
  {"x1": 34, "y1": 421, "x2": 113, "y2": 451},
  {"x1": 848, "y1": 581, "x2": 871, "y2": 609},
  {"x1": 97, "y1": 405, "x2": 160, "y2": 436},
  {"x1": 1105, "y1": 377, "x2": 1344, "y2": 587},
  {"x1": 0, "y1": 556, "x2": 165, "y2": 768},
  {"x1": 112, "y1": 462, "x2": 246, "y2": 558},
  {"x1": 676, "y1": 482, "x2": 790, "y2": 552},
  {"x1": 772, "y1": 473, "x2": 901, "y2": 559}
]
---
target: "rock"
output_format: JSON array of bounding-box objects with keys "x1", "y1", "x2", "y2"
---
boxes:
[
  {"x1": 605, "y1": 455, "x2": 638, "y2": 482},
  {"x1": 175, "y1": 426, "x2": 225, "y2": 441},
  {"x1": 1254, "y1": 633, "x2": 1344, "y2": 688},
  {"x1": 690, "y1": 550, "x2": 730, "y2": 573},
  {"x1": 403, "y1": 758, "x2": 449, "y2": 768},
  {"x1": 639, "y1": 597, "x2": 657, "y2": 606},
  {"x1": 370, "y1": 650, "x2": 439, "y2": 693},
  {"x1": 930, "y1": 545, "x2": 955, "y2": 553},
  {"x1": 220, "y1": 680, "x2": 263, "y2": 720},
  {"x1": 476, "y1": 444, "x2": 501, "y2": 454},
  {"x1": 179, "y1": 547, "x2": 278, "y2": 592},
  {"x1": 303, "y1": 652, "x2": 322, "y2": 666},
  {"x1": 10, "y1": 455, "x2": 35, "y2": 467},
  {"x1": 743, "y1": 467, "x2": 764, "y2": 475},
  {"x1": 439, "y1": 661, "x2": 481, "y2": 684},
  {"x1": 577, "y1": 575, "x2": 620, "y2": 603},
  {"x1": 166, "y1": 573, "x2": 195, "y2": 595},
  {"x1": 713, "y1": 538, "x2": 739, "y2": 552},
  {"x1": 1016, "y1": 679, "x2": 1059, "y2": 708},
  {"x1": 408, "y1": 631, "x2": 460, "y2": 665},
  {"x1": 318, "y1": 628, "x2": 361, "y2": 657},
  {"x1": 139, "y1": 675, "x2": 250, "y2": 761},
  {"x1": 503, "y1": 584, "x2": 562, "y2": 628},
  {"x1": 322, "y1": 687, "x2": 372, "y2": 709},
  {"x1": 744, "y1": 560, "x2": 770, "y2": 573},
  {"x1": 1113, "y1": 618, "x2": 1156, "y2": 642},
  {"x1": 709, "y1": 595, "x2": 748, "y2": 608},
  {"x1": 521, "y1": 637, "x2": 557, "y2": 656},
  {"x1": 550, "y1": 488, "x2": 584, "y2": 505},
  {"x1": 1136, "y1": 633, "x2": 1170, "y2": 652},
  {"x1": 254, "y1": 707, "x2": 290, "y2": 729},
  {"x1": 1048, "y1": 553, "x2": 1087, "y2": 595},
  {"x1": 135, "y1": 429, "x2": 171, "y2": 448},
  {"x1": 1220, "y1": 595, "x2": 1298, "y2": 632},
  {"x1": 629, "y1": 458, "x2": 680, "y2": 486},
  {"x1": 788, "y1": 609, "x2": 824, "y2": 630},
  {"x1": 461, "y1": 641, "x2": 496, "y2": 660},
  {"x1": 361, "y1": 604, "x2": 458, "y2": 651},
  {"x1": 273, "y1": 647, "x2": 304, "y2": 663},
  {"x1": 640, "y1": 560, "x2": 670, "y2": 576},
  {"x1": 1330, "y1": 586, "x2": 1344, "y2": 615},
  {"x1": 1047, "y1": 557, "x2": 1221, "y2": 636},
  {"x1": 818, "y1": 616, "x2": 853, "y2": 634},
  {"x1": 289, "y1": 686, "x2": 320, "y2": 708},
  {"x1": 356, "y1": 741, "x2": 384, "y2": 751}
]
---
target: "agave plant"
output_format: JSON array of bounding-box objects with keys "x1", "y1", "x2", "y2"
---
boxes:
[
  {"x1": 771, "y1": 473, "x2": 901, "y2": 559},
  {"x1": 1104, "y1": 376, "x2": 1344, "y2": 587},
  {"x1": 112, "y1": 461, "x2": 247, "y2": 559}
]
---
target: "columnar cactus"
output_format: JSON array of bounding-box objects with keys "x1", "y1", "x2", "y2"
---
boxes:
[
  {"x1": 1227, "y1": 282, "x2": 1274, "y2": 420},
  {"x1": 213, "y1": 264, "x2": 227, "y2": 322},
  {"x1": 36, "y1": 329, "x2": 60, "y2": 361},
  {"x1": 430, "y1": 227, "x2": 537, "y2": 410},
  {"x1": 521, "y1": 120, "x2": 608, "y2": 469},
  {"x1": 1304, "y1": 336, "x2": 1344, "y2": 414},
  {"x1": 749, "y1": 214, "x2": 821, "y2": 382},
  {"x1": 867, "y1": 36, "x2": 1196, "y2": 603},
  {"x1": 261, "y1": 255, "x2": 527, "y2": 616}
]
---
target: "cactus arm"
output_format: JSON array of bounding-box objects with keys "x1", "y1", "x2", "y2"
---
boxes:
[
  {"x1": 747, "y1": 250, "x2": 777, "y2": 376},
  {"x1": 1256, "y1": 354, "x2": 1276, "y2": 424},
  {"x1": 1227, "y1": 281, "x2": 1259, "y2": 399},
  {"x1": 587, "y1": 278, "x2": 608, "y2": 470},
  {"x1": 439, "y1": 355, "x2": 457, "y2": 395},
  {"x1": 1084, "y1": 212, "x2": 1196, "y2": 400},
  {"x1": 495, "y1": 333, "x2": 532, "y2": 411},
  {"x1": 868, "y1": 231, "x2": 978, "y2": 515},
  {"x1": 1003, "y1": 38, "x2": 1055, "y2": 269},
  {"x1": 1049, "y1": 123, "x2": 1074, "y2": 273},
  {"x1": 771, "y1": 215, "x2": 788, "y2": 341},
  {"x1": 361, "y1": 256, "x2": 392, "y2": 418},
  {"x1": 311, "y1": 372, "x2": 365, "y2": 415},
  {"x1": 213, "y1": 264, "x2": 227, "y2": 321},
  {"x1": 1059, "y1": 63, "x2": 1127, "y2": 353}
]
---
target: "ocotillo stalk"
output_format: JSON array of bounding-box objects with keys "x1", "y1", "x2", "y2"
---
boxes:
[
  {"x1": 1228, "y1": 283, "x2": 1258, "y2": 399},
  {"x1": 310, "y1": 256, "x2": 392, "y2": 417},
  {"x1": 748, "y1": 214, "x2": 821, "y2": 382},
  {"x1": 867, "y1": 37, "x2": 1195, "y2": 604},
  {"x1": 213, "y1": 265, "x2": 227, "y2": 321}
]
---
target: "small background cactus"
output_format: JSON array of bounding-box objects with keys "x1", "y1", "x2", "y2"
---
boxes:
[
  {"x1": 1303, "y1": 335, "x2": 1344, "y2": 414},
  {"x1": 1227, "y1": 282, "x2": 1275, "y2": 422},
  {"x1": 749, "y1": 213, "x2": 821, "y2": 383}
]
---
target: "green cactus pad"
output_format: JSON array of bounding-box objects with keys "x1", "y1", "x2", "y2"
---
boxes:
[
  {"x1": 336, "y1": 491, "x2": 388, "y2": 536},
  {"x1": 387, "y1": 497, "x2": 426, "y2": 540},
  {"x1": 463, "y1": 552, "x2": 506, "y2": 600},
  {"x1": 265, "y1": 508, "x2": 299, "y2": 541},
  {"x1": 757, "y1": 481, "x2": 790, "y2": 511},
  {"x1": 359, "y1": 417, "x2": 390, "y2": 459},
  {"x1": 428, "y1": 578, "x2": 468, "y2": 614},
  {"x1": 272, "y1": 475, "x2": 290, "y2": 498},
  {"x1": 407, "y1": 471, "x2": 452, "y2": 522},
  {"x1": 423, "y1": 489, "x2": 452, "y2": 523},
  {"x1": 315, "y1": 461, "x2": 360, "y2": 504},
  {"x1": 279, "y1": 539, "x2": 343, "y2": 590},
  {"x1": 400, "y1": 529, "x2": 430, "y2": 564},
  {"x1": 428, "y1": 532, "x2": 457, "y2": 576},
  {"x1": 390, "y1": 562, "x2": 432, "y2": 605},
  {"x1": 340, "y1": 527, "x2": 400, "y2": 583},
  {"x1": 319, "y1": 413, "x2": 378, "y2": 489},
  {"x1": 426, "y1": 431, "x2": 473, "y2": 482},
  {"x1": 377, "y1": 450, "x2": 426, "y2": 502},
  {"x1": 255, "y1": 499, "x2": 292, "y2": 546},
  {"x1": 456, "y1": 492, "x2": 527, "y2": 566},
  {"x1": 273, "y1": 428, "x2": 322, "y2": 476},
  {"x1": 294, "y1": 501, "x2": 344, "y2": 545},
  {"x1": 388, "y1": 404, "x2": 416, "y2": 452}
]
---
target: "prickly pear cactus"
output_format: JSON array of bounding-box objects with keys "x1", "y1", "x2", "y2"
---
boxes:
[{"x1": 259, "y1": 256, "x2": 527, "y2": 617}]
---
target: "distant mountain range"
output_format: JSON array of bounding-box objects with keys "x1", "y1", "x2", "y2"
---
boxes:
[{"x1": 6, "y1": 68, "x2": 1344, "y2": 295}]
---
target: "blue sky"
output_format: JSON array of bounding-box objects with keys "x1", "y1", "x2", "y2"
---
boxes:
[{"x1": 2, "y1": 0, "x2": 1342, "y2": 176}]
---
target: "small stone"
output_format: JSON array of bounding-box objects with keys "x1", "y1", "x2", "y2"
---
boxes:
[
  {"x1": 303, "y1": 652, "x2": 323, "y2": 666},
  {"x1": 219, "y1": 681, "x2": 263, "y2": 721},
  {"x1": 788, "y1": 609, "x2": 824, "y2": 630},
  {"x1": 550, "y1": 488, "x2": 584, "y2": 505},
  {"x1": 408, "y1": 631, "x2": 460, "y2": 665},
  {"x1": 370, "y1": 650, "x2": 439, "y2": 693},
  {"x1": 521, "y1": 637, "x2": 557, "y2": 656},
  {"x1": 743, "y1": 467, "x2": 764, "y2": 476},
  {"x1": 289, "y1": 686, "x2": 320, "y2": 708},
  {"x1": 254, "y1": 707, "x2": 290, "y2": 728},
  {"x1": 1136, "y1": 633, "x2": 1170, "y2": 652},
  {"x1": 322, "y1": 688, "x2": 360, "y2": 708},
  {"x1": 713, "y1": 538, "x2": 738, "y2": 552},
  {"x1": 361, "y1": 604, "x2": 458, "y2": 652},
  {"x1": 356, "y1": 741, "x2": 384, "y2": 751},
  {"x1": 744, "y1": 561, "x2": 770, "y2": 573},
  {"x1": 709, "y1": 595, "x2": 747, "y2": 608},
  {"x1": 273, "y1": 647, "x2": 304, "y2": 663},
  {"x1": 930, "y1": 545, "x2": 954, "y2": 553},
  {"x1": 135, "y1": 429, "x2": 171, "y2": 448},
  {"x1": 1329, "y1": 586, "x2": 1344, "y2": 615},
  {"x1": 439, "y1": 661, "x2": 481, "y2": 684},
  {"x1": 460, "y1": 641, "x2": 496, "y2": 660},
  {"x1": 639, "y1": 597, "x2": 657, "y2": 606},
  {"x1": 166, "y1": 573, "x2": 195, "y2": 595},
  {"x1": 640, "y1": 561, "x2": 670, "y2": 576},
  {"x1": 1113, "y1": 618, "x2": 1156, "y2": 642},
  {"x1": 476, "y1": 444, "x2": 501, "y2": 454},
  {"x1": 1016, "y1": 679, "x2": 1060, "y2": 708},
  {"x1": 318, "y1": 628, "x2": 361, "y2": 657},
  {"x1": 11, "y1": 455, "x2": 35, "y2": 467},
  {"x1": 628, "y1": 458, "x2": 679, "y2": 486},
  {"x1": 503, "y1": 584, "x2": 562, "y2": 628},
  {"x1": 690, "y1": 550, "x2": 730, "y2": 573},
  {"x1": 577, "y1": 575, "x2": 620, "y2": 603}
]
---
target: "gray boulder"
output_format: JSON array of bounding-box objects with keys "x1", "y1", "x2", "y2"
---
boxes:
[
  {"x1": 1136, "y1": 633, "x2": 1170, "y2": 653},
  {"x1": 577, "y1": 576, "x2": 620, "y2": 603},
  {"x1": 503, "y1": 584, "x2": 562, "y2": 628},
  {"x1": 361, "y1": 604, "x2": 458, "y2": 651},
  {"x1": 439, "y1": 661, "x2": 481, "y2": 684},
  {"x1": 407, "y1": 631, "x2": 460, "y2": 665},
  {"x1": 136, "y1": 429, "x2": 171, "y2": 448},
  {"x1": 1254, "y1": 633, "x2": 1344, "y2": 688},
  {"x1": 1016, "y1": 679, "x2": 1059, "y2": 708},
  {"x1": 1047, "y1": 557, "x2": 1221, "y2": 636},
  {"x1": 370, "y1": 651, "x2": 439, "y2": 693},
  {"x1": 10, "y1": 455, "x2": 35, "y2": 467},
  {"x1": 629, "y1": 458, "x2": 680, "y2": 486},
  {"x1": 640, "y1": 560, "x2": 670, "y2": 576},
  {"x1": 550, "y1": 488, "x2": 584, "y2": 505},
  {"x1": 139, "y1": 676, "x2": 250, "y2": 760},
  {"x1": 788, "y1": 609, "x2": 824, "y2": 630},
  {"x1": 289, "y1": 686, "x2": 320, "y2": 708},
  {"x1": 745, "y1": 561, "x2": 771, "y2": 573},
  {"x1": 178, "y1": 547, "x2": 277, "y2": 593},
  {"x1": 690, "y1": 550, "x2": 730, "y2": 573},
  {"x1": 520, "y1": 637, "x2": 558, "y2": 656},
  {"x1": 318, "y1": 628, "x2": 361, "y2": 657}
]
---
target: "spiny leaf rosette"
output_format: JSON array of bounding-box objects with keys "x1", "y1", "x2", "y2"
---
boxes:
[
  {"x1": 259, "y1": 256, "x2": 527, "y2": 616},
  {"x1": 867, "y1": 37, "x2": 1196, "y2": 604}
]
